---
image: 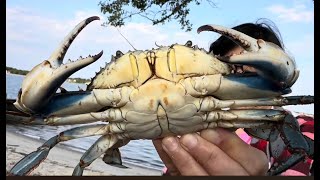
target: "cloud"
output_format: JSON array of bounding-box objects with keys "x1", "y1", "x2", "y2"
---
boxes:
[
  {"x1": 6, "y1": 6, "x2": 212, "y2": 78},
  {"x1": 266, "y1": 4, "x2": 313, "y2": 23},
  {"x1": 285, "y1": 34, "x2": 314, "y2": 63}
]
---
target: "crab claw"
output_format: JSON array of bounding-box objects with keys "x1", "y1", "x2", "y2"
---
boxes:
[
  {"x1": 14, "y1": 16, "x2": 103, "y2": 114},
  {"x1": 197, "y1": 25, "x2": 299, "y2": 89}
]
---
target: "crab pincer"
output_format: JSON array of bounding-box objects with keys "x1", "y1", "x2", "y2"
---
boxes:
[
  {"x1": 14, "y1": 16, "x2": 103, "y2": 114},
  {"x1": 197, "y1": 25, "x2": 299, "y2": 90}
]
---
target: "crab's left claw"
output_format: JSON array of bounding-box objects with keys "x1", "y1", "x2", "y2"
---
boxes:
[
  {"x1": 14, "y1": 16, "x2": 103, "y2": 114},
  {"x1": 197, "y1": 25, "x2": 299, "y2": 89}
]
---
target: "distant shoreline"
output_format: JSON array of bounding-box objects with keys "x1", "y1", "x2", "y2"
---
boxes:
[
  {"x1": 6, "y1": 66, "x2": 90, "y2": 84},
  {"x1": 6, "y1": 73, "x2": 87, "y2": 85}
]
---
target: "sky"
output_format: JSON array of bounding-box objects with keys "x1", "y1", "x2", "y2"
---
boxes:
[{"x1": 6, "y1": 0, "x2": 314, "y2": 113}]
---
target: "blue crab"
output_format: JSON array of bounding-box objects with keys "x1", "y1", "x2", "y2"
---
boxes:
[{"x1": 6, "y1": 16, "x2": 314, "y2": 176}]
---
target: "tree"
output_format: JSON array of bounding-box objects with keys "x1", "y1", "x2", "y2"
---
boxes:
[{"x1": 98, "y1": 0, "x2": 215, "y2": 31}]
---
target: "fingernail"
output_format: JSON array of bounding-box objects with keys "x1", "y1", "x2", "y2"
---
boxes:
[
  {"x1": 162, "y1": 137, "x2": 178, "y2": 152},
  {"x1": 181, "y1": 134, "x2": 198, "y2": 150},
  {"x1": 201, "y1": 128, "x2": 221, "y2": 145}
]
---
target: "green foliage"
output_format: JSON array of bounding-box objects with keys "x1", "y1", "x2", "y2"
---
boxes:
[
  {"x1": 67, "y1": 78, "x2": 91, "y2": 84},
  {"x1": 6, "y1": 66, "x2": 29, "y2": 75},
  {"x1": 99, "y1": 0, "x2": 215, "y2": 31},
  {"x1": 6, "y1": 66, "x2": 90, "y2": 84}
]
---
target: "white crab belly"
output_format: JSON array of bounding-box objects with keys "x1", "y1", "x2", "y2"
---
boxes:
[{"x1": 119, "y1": 78, "x2": 206, "y2": 139}]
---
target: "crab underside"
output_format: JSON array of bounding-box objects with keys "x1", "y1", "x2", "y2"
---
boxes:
[{"x1": 6, "y1": 16, "x2": 314, "y2": 176}]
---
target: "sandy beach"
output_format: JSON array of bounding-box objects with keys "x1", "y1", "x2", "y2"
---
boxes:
[{"x1": 6, "y1": 130, "x2": 162, "y2": 176}]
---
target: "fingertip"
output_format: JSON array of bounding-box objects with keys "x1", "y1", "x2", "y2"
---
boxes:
[
  {"x1": 180, "y1": 133, "x2": 198, "y2": 150},
  {"x1": 200, "y1": 128, "x2": 222, "y2": 145},
  {"x1": 162, "y1": 136, "x2": 179, "y2": 153}
]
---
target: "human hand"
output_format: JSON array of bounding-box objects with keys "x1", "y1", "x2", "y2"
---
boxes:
[{"x1": 153, "y1": 128, "x2": 268, "y2": 176}]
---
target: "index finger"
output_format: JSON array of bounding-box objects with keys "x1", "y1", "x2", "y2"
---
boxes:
[
  {"x1": 153, "y1": 138, "x2": 180, "y2": 175},
  {"x1": 161, "y1": 136, "x2": 209, "y2": 176},
  {"x1": 180, "y1": 133, "x2": 249, "y2": 175}
]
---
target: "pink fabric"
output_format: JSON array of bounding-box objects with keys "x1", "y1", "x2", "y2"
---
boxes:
[
  {"x1": 281, "y1": 170, "x2": 307, "y2": 176},
  {"x1": 238, "y1": 132, "x2": 252, "y2": 144},
  {"x1": 162, "y1": 167, "x2": 167, "y2": 174}
]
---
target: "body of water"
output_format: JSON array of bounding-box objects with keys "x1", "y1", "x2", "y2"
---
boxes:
[{"x1": 6, "y1": 74, "x2": 164, "y2": 171}]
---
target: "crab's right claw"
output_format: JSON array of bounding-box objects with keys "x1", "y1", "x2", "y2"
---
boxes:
[
  {"x1": 197, "y1": 25, "x2": 298, "y2": 89},
  {"x1": 14, "y1": 16, "x2": 103, "y2": 114}
]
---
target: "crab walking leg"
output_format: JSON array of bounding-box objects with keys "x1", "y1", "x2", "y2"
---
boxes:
[
  {"x1": 102, "y1": 139, "x2": 130, "y2": 168},
  {"x1": 6, "y1": 99, "x2": 32, "y2": 123},
  {"x1": 7, "y1": 107, "x2": 127, "y2": 126},
  {"x1": 203, "y1": 109, "x2": 287, "y2": 124},
  {"x1": 38, "y1": 87, "x2": 133, "y2": 116},
  {"x1": 198, "y1": 95, "x2": 314, "y2": 112},
  {"x1": 6, "y1": 112, "x2": 35, "y2": 124},
  {"x1": 199, "y1": 109, "x2": 290, "y2": 129},
  {"x1": 72, "y1": 134, "x2": 119, "y2": 176},
  {"x1": 6, "y1": 87, "x2": 133, "y2": 125},
  {"x1": 49, "y1": 108, "x2": 126, "y2": 125},
  {"x1": 47, "y1": 108, "x2": 126, "y2": 125},
  {"x1": 8, "y1": 97, "x2": 131, "y2": 126},
  {"x1": 213, "y1": 120, "x2": 274, "y2": 129},
  {"x1": 181, "y1": 75, "x2": 312, "y2": 99},
  {"x1": 169, "y1": 110, "x2": 288, "y2": 132},
  {"x1": 8, "y1": 124, "x2": 121, "y2": 176}
]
